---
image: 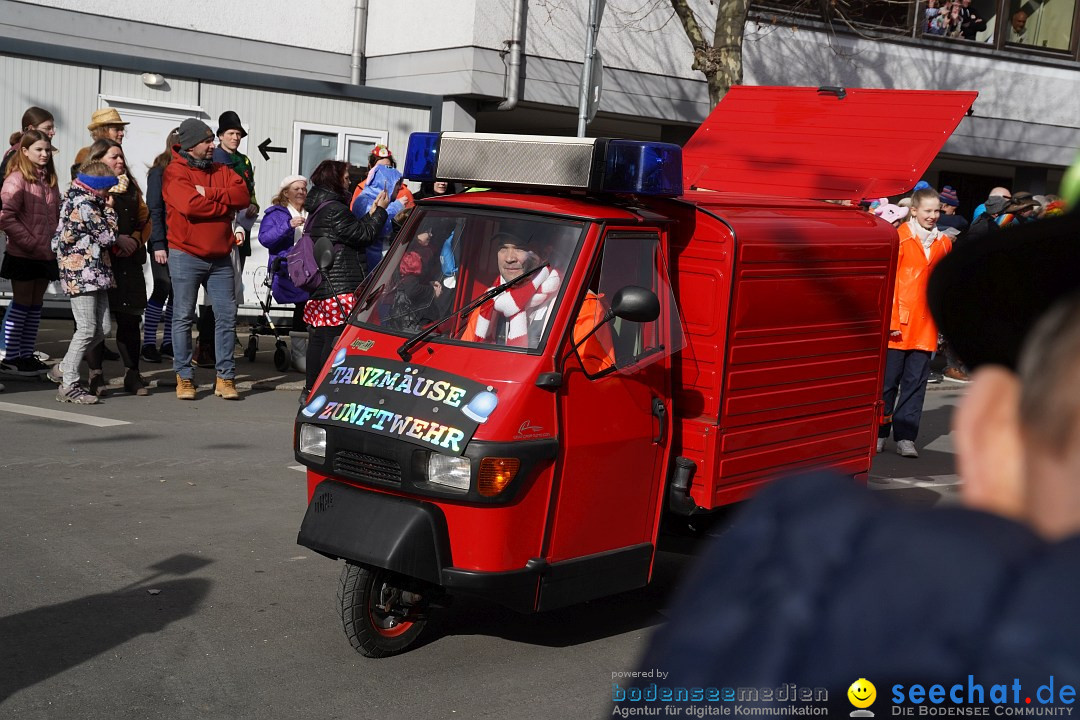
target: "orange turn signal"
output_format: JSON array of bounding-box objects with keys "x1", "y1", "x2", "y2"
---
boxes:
[{"x1": 478, "y1": 457, "x2": 520, "y2": 497}]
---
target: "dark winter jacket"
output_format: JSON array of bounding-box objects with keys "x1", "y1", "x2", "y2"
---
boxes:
[
  {"x1": 637, "y1": 474, "x2": 1080, "y2": 700},
  {"x1": 962, "y1": 213, "x2": 1000, "y2": 244},
  {"x1": 937, "y1": 212, "x2": 969, "y2": 234},
  {"x1": 146, "y1": 165, "x2": 169, "y2": 253},
  {"x1": 304, "y1": 184, "x2": 386, "y2": 301},
  {"x1": 108, "y1": 180, "x2": 150, "y2": 315},
  {"x1": 257, "y1": 203, "x2": 309, "y2": 304}
]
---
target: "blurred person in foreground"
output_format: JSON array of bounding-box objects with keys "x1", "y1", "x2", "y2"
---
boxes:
[{"x1": 634, "y1": 210, "x2": 1080, "y2": 702}]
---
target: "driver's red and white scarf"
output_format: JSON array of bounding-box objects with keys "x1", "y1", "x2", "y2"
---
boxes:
[{"x1": 472, "y1": 267, "x2": 562, "y2": 346}]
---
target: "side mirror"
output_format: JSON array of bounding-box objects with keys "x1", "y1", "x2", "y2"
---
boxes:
[
  {"x1": 313, "y1": 237, "x2": 335, "y2": 272},
  {"x1": 611, "y1": 285, "x2": 660, "y2": 323}
]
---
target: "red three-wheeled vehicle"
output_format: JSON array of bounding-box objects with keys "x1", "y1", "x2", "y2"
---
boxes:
[{"x1": 294, "y1": 86, "x2": 976, "y2": 656}]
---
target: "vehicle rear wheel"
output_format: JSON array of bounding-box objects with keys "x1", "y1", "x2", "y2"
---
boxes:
[
  {"x1": 244, "y1": 335, "x2": 258, "y2": 361},
  {"x1": 339, "y1": 563, "x2": 428, "y2": 657}
]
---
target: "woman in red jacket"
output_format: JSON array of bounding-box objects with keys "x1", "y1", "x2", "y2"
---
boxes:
[
  {"x1": 878, "y1": 186, "x2": 953, "y2": 458},
  {"x1": 0, "y1": 130, "x2": 60, "y2": 378}
]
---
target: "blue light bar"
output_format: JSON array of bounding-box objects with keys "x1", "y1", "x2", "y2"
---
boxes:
[
  {"x1": 403, "y1": 132, "x2": 439, "y2": 183},
  {"x1": 600, "y1": 140, "x2": 683, "y2": 197}
]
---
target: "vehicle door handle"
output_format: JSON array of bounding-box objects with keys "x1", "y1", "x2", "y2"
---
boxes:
[{"x1": 652, "y1": 397, "x2": 667, "y2": 444}]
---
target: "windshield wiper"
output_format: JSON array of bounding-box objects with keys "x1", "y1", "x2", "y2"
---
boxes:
[
  {"x1": 355, "y1": 283, "x2": 385, "y2": 315},
  {"x1": 397, "y1": 263, "x2": 549, "y2": 361}
]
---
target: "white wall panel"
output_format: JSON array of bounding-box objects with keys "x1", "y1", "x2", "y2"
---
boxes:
[
  {"x1": 0, "y1": 53, "x2": 98, "y2": 174},
  {"x1": 100, "y1": 69, "x2": 201, "y2": 108}
]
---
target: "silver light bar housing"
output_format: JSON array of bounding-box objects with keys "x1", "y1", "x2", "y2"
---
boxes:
[{"x1": 435, "y1": 133, "x2": 599, "y2": 189}]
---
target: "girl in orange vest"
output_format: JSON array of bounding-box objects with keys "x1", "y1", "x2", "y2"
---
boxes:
[{"x1": 879, "y1": 186, "x2": 953, "y2": 458}]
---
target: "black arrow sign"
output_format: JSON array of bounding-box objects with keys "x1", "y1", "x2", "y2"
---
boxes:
[{"x1": 257, "y1": 138, "x2": 286, "y2": 161}]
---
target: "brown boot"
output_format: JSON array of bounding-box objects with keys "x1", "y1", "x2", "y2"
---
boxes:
[
  {"x1": 175, "y1": 375, "x2": 197, "y2": 400},
  {"x1": 214, "y1": 376, "x2": 240, "y2": 400},
  {"x1": 124, "y1": 369, "x2": 149, "y2": 396}
]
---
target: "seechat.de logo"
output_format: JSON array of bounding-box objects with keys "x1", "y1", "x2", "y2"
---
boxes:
[{"x1": 849, "y1": 678, "x2": 877, "y2": 718}]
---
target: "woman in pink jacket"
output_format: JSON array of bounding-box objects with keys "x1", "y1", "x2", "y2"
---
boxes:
[{"x1": 0, "y1": 130, "x2": 61, "y2": 377}]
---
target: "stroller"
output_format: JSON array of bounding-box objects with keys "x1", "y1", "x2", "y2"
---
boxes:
[{"x1": 245, "y1": 258, "x2": 291, "y2": 372}]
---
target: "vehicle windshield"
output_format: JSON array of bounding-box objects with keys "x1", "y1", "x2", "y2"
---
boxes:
[{"x1": 351, "y1": 207, "x2": 585, "y2": 352}]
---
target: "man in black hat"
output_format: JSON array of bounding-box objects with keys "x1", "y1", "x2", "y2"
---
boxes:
[
  {"x1": 212, "y1": 110, "x2": 257, "y2": 252},
  {"x1": 631, "y1": 212, "x2": 1080, "y2": 705}
]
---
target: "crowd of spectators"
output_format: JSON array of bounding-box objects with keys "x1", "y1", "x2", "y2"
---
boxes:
[{"x1": 0, "y1": 105, "x2": 415, "y2": 402}]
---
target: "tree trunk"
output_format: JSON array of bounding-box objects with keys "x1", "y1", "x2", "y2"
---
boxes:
[
  {"x1": 670, "y1": 0, "x2": 749, "y2": 108},
  {"x1": 711, "y1": 0, "x2": 749, "y2": 107}
]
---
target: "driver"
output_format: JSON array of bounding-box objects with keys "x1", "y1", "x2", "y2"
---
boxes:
[
  {"x1": 462, "y1": 232, "x2": 562, "y2": 347},
  {"x1": 462, "y1": 232, "x2": 615, "y2": 373}
]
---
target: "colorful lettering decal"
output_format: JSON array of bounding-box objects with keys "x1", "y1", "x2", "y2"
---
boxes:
[{"x1": 298, "y1": 355, "x2": 497, "y2": 455}]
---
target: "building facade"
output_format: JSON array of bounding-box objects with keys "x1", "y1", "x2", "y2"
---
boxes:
[{"x1": 1, "y1": 0, "x2": 1077, "y2": 304}]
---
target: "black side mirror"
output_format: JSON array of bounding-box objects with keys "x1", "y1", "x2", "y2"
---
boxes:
[
  {"x1": 313, "y1": 237, "x2": 335, "y2": 272},
  {"x1": 610, "y1": 285, "x2": 660, "y2": 323}
]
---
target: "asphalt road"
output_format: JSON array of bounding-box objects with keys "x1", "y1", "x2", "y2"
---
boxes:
[{"x1": 0, "y1": 375, "x2": 965, "y2": 719}]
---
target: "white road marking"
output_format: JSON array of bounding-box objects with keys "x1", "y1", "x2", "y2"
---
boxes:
[
  {"x1": 288, "y1": 465, "x2": 306, "y2": 472},
  {"x1": 870, "y1": 474, "x2": 961, "y2": 489},
  {"x1": 0, "y1": 401, "x2": 130, "y2": 427}
]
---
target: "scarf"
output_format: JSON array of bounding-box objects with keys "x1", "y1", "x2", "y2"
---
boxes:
[
  {"x1": 908, "y1": 218, "x2": 943, "y2": 261},
  {"x1": 287, "y1": 204, "x2": 306, "y2": 243},
  {"x1": 179, "y1": 148, "x2": 213, "y2": 170},
  {"x1": 222, "y1": 149, "x2": 255, "y2": 200},
  {"x1": 472, "y1": 267, "x2": 561, "y2": 347}
]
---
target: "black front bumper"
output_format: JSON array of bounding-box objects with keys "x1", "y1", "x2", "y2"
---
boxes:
[{"x1": 298, "y1": 480, "x2": 653, "y2": 614}]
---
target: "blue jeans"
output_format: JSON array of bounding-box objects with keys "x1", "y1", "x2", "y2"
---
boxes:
[
  {"x1": 880, "y1": 348, "x2": 932, "y2": 442},
  {"x1": 169, "y1": 248, "x2": 236, "y2": 380}
]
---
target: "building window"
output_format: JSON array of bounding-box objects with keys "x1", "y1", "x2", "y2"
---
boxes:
[
  {"x1": 922, "y1": 0, "x2": 996, "y2": 41},
  {"x1": 293, "y1": 122, "x2": 387, "y2": 179},
  {"x1": 755, "y1": 0, "x2": 1080, "y2": 56},
  {"x1": 1007, "y1": 0, "x2": 1076, "y2": 49},
  {"x1": 754, "y1": 0, "x2": 914, "y2": 33}
]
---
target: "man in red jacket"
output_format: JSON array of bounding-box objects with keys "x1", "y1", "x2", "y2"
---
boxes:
[{"x1": 163, "y1": 118, "x2": 250, "y2": 400}]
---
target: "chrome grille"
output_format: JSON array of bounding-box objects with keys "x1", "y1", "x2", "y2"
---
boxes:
[
  {"x1": 334, "y1": 451, "x2": 402, "y2": 485},
  {"x1": 437, "y1": 135, "x2": 595, "y2": 187}
]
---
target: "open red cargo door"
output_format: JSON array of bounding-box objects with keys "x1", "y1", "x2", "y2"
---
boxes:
[{"x1": 682, "y1": 86, "x2": 977, "y2": 201}]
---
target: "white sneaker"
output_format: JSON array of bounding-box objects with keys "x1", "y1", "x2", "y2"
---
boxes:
[
  {"x1": 875, "y1": 437, "x2": 886, "y2": 453},
  {"x1": 896, "y1": 440, "x2": 918, "y2": 458}
]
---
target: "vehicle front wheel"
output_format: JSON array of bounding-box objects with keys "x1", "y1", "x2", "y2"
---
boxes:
[{"x1": 339, "y1": 563, "x2": 429, "y2": 657}]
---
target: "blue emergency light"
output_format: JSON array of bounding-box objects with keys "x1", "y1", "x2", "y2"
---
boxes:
[{"x1": 403, "y1": 131, "x2": 682, "y2": 197}]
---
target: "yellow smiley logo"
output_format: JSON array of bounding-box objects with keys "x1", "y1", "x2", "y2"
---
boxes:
[{"x1": 848, "y1": 678, "x2": 876, "y2": 709}]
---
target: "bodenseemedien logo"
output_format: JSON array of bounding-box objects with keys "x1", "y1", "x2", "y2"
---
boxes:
[{"x1": 849, "y1": 678, "x2": 877, "y2": 717}]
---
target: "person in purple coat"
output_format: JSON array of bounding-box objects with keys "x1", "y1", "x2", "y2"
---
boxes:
[{"x1": 258, "y1": 174, "x2": 310, "y2": 371}]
